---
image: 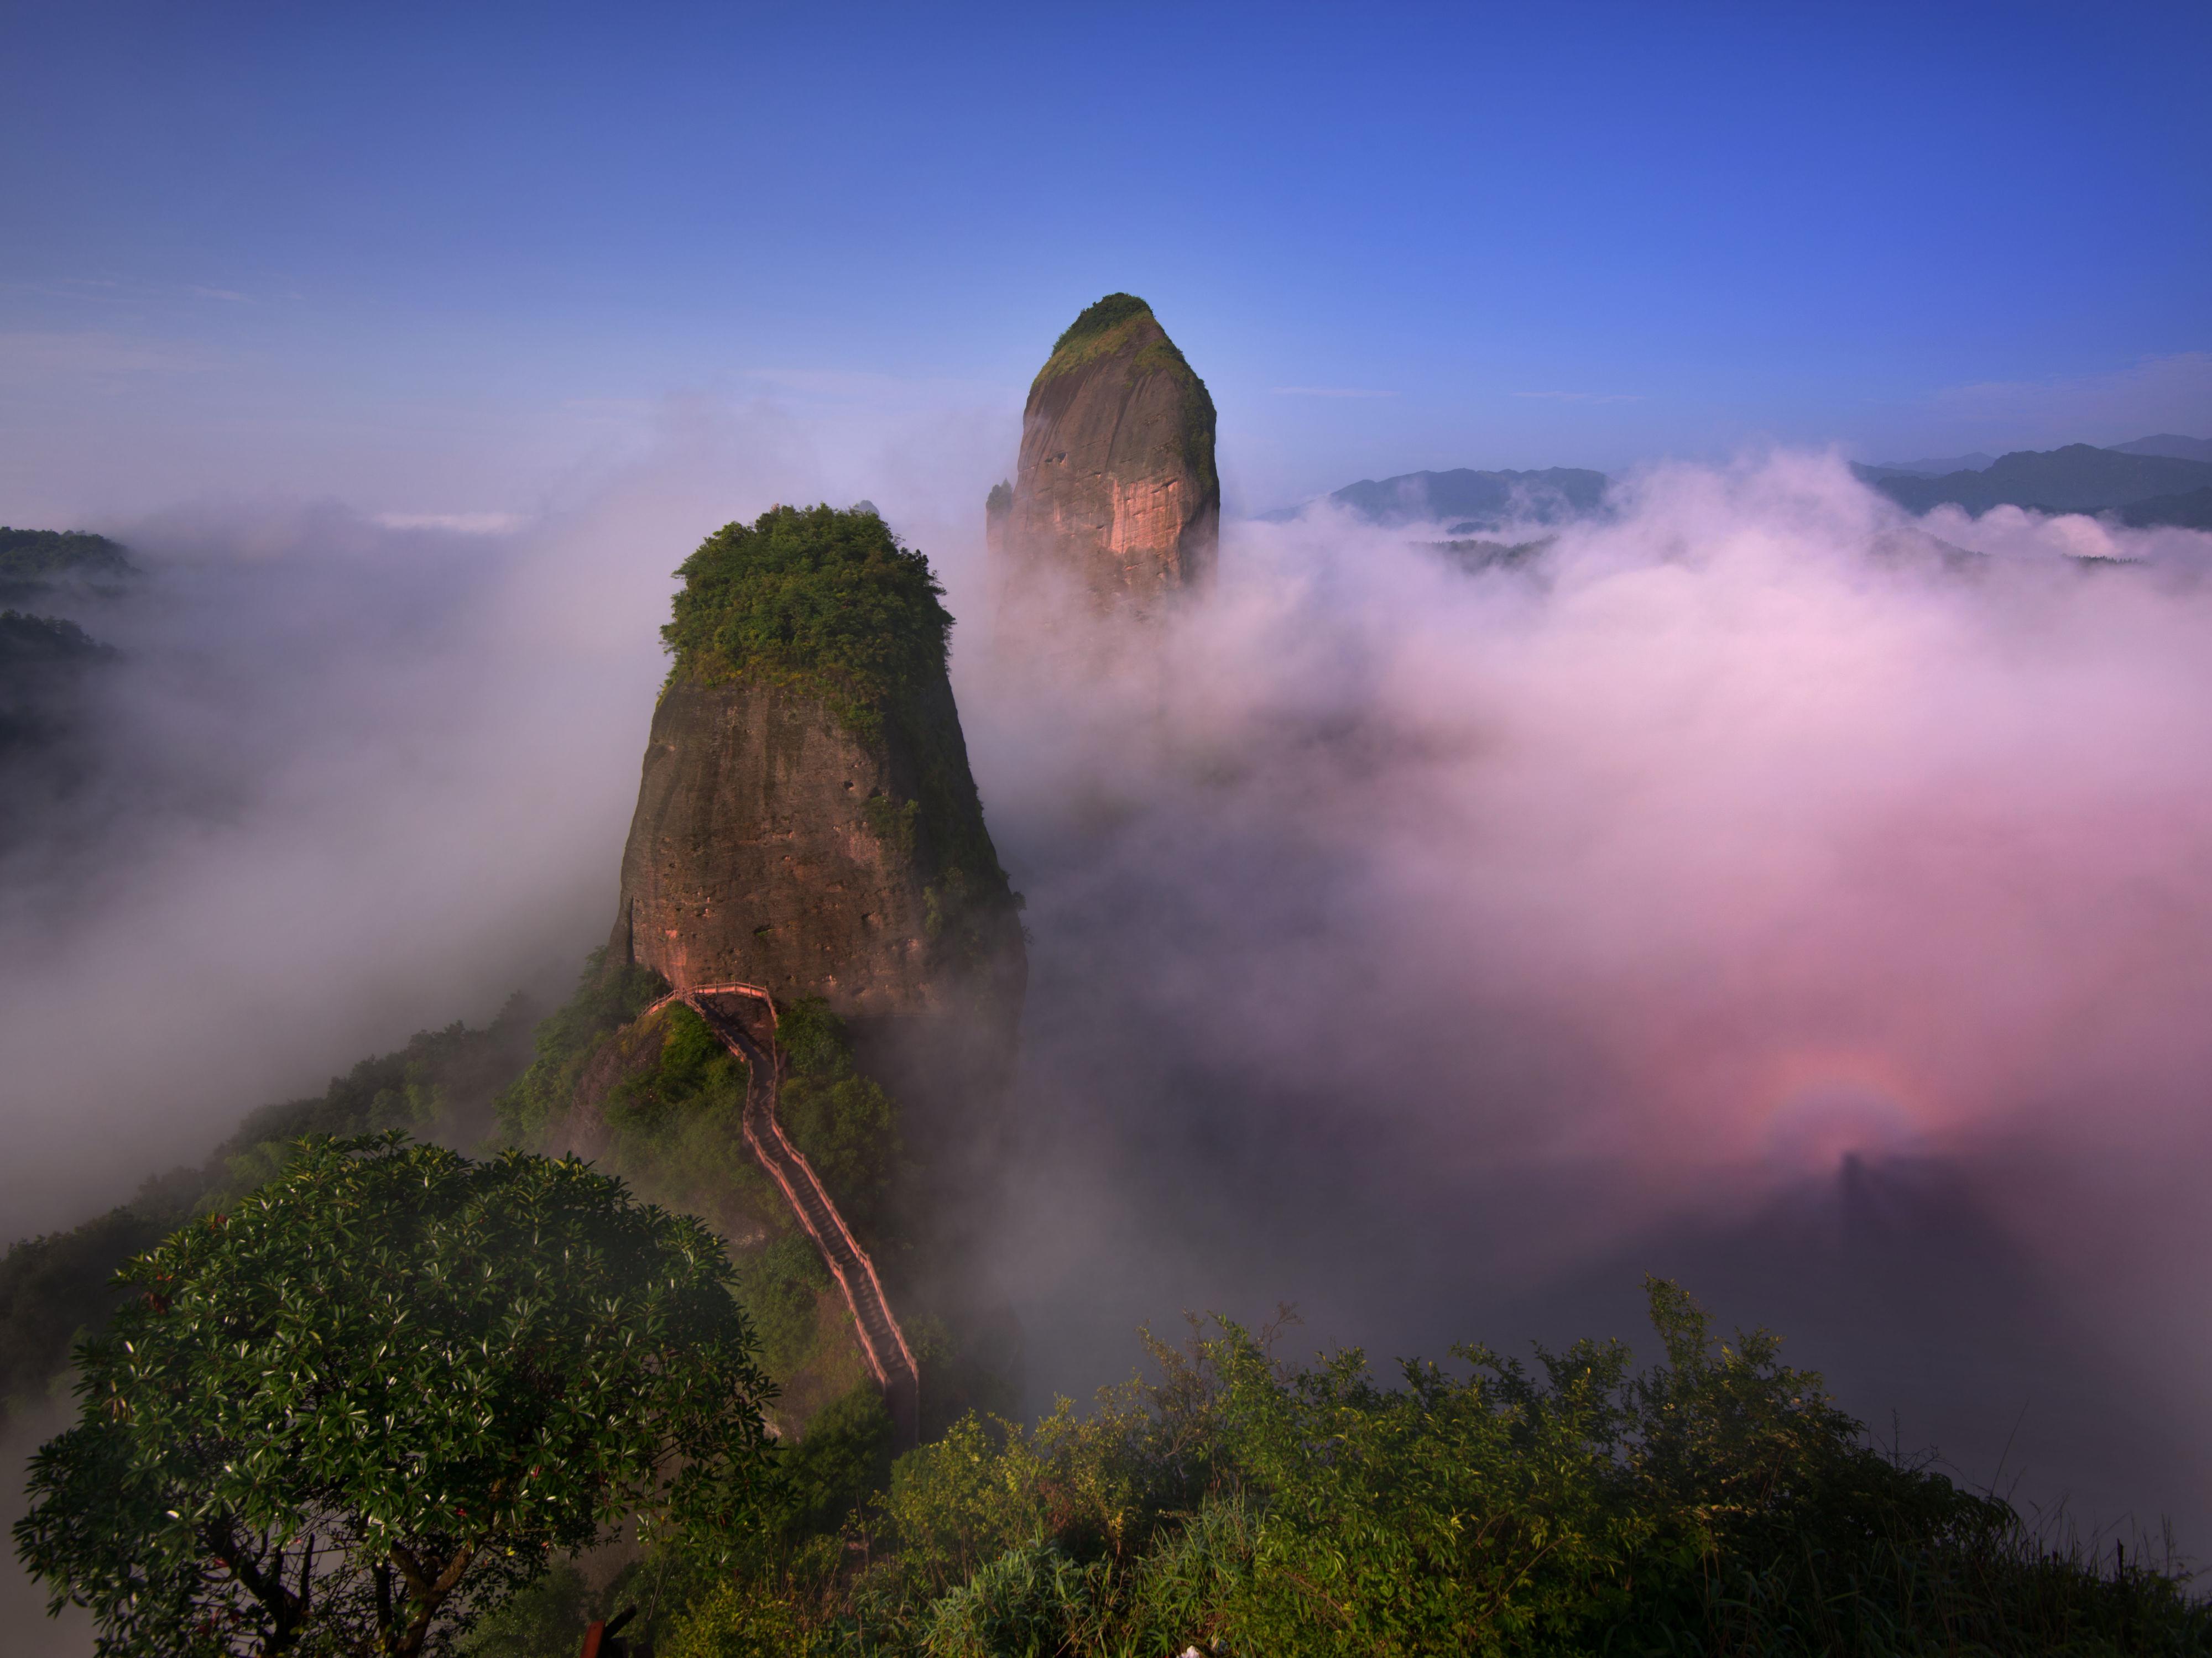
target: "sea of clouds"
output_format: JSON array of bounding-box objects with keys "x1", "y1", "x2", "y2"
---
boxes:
[
  {"x1": 4, "y1": 435, "x2": 2211, "y2": 1613},
  {"x1": 973, "y1": 459, "x2": 2212, "y2": 1552}
]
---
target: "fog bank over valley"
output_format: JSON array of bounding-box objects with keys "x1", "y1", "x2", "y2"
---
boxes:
[
  {"x1": 7, "y1": 434, "x2": 2212, "y2": 1558},
  {"x1": 969, "y1": 458, "x2": 2212, "y2": 1545}
]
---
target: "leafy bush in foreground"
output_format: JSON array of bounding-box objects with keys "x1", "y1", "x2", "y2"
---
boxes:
[
  {"x1": 648, "y1": 1279, "x2": 2206, "y2": 1656},
  {"x1": 15, "y1": 1136, "x2": 775, "y2": 1657},
  {"x1": 0, "y1": 1001, "x2": 538, "y2": 1427}
]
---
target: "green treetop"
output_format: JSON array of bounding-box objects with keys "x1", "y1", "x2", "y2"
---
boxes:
[
  {"x1": 14, "y1": 1134, "x2": 775, "y2": 1658},
  {"x1": 660, "y1": 504, "x2": 952, "y2": 739}
]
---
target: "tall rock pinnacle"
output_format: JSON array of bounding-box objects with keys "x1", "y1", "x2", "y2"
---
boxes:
[
  {"x1": 608, "y1": 505, "x2": 1025, "y2": 1074},
  {"x1": 997, "y1": 293, "x2": 1219, "y2": 611}
]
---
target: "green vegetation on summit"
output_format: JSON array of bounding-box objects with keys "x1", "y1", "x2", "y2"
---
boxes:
[
  {"x1": 1036, "y1": 292, "x2": 1164, "y2": 384},
  {"x1": 662, "y1": 504, "x2": 952, "y2": 743},
  {"x1": 1031, "y1": 294, "x2": 1218, "y2": 505},
  {"x1": 617, "y1": 504, "x2": 1022, "y2": 1015}
]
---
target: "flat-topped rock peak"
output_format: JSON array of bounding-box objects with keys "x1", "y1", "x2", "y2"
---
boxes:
[{"x1": 608, "y1": 505, "x2": 1025, "y2": 1056}]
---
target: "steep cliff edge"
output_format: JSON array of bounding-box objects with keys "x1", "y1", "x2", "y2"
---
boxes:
[
  {"x1": 997, "y1": 293, "x2": 1219, "y2": 611},
  {"x1": 608, "y1": 504, "x2": 1024, "y2": 1064},
  {"x1": 575, "y1": 504, "x2": 1026, "y2": 1430}
]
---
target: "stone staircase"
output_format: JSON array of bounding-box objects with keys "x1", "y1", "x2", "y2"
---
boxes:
[{"x1": 659, "y1": 984, "x2": 920, "y2": 1446}]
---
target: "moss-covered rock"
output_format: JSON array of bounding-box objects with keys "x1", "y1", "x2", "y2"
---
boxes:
[
  {"x1": 995, "y1": 294, "x2": 1219, "y2": 613},
  {"x1": 612, "y1": 506, "x2": 1024, "y2": 1050}
]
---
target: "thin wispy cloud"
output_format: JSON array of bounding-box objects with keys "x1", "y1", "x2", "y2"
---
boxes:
[
  {"x1": 11, "y1": 277, "x2": 260, "y2": 306},
  {"x1": 1513, "y1": 390, "x2": 1645, "y2": 404},
  {"x1": 373, "y1": 512, "x2": 527, "y2": 535},
  {"x1": 1270, "y1": 385, "x2": 1397, "y2": 398},
  {"x1": 744, "y1": 366, "x2": 1006, "y2": 404},
  {"x1": 0, "y1": 331, "x2": 223, "y2": 376}
]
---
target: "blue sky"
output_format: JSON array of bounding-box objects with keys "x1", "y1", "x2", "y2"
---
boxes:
[{"x1": 4, "y1": 0, "x2": 2208, "y2": 521}]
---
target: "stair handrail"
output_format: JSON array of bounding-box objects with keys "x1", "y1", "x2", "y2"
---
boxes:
[{"x1": 674, "y1": 990, "x2": 920, "y2": 1425}]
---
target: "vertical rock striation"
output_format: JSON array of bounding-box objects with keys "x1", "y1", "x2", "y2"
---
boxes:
[
  {"x1": 997, "y1": 294, "x2": 1219, "y2": 613},
  {"x1": 608, "y1": 505, "x2": 1025, "y2": 1080}
]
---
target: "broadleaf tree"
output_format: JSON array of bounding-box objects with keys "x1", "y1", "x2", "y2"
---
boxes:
[{"x1": 14, "y1": 1133, "x2": 776, "y2": 1656}]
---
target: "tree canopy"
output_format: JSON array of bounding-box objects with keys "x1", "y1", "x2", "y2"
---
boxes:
[
  {"x1": 660, "y1": 504, "x2": 952, "y2": 739},
  {"x1": 14, "y1": 1134, "x2": 775, "y2": 1657}
]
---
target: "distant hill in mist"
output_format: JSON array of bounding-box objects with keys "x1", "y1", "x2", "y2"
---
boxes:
[
  {"x1": 2111, "y1": 433, "x2": 2212, "y2": 463},
  {"x1": 0, "y1": 526, "x2": 134, "y2": 610},
  {"x1": 1864, "y1": 451, "x2": 1996, "y2": 476},
  {"x1": 2120, "y1": 485, "x2": 2212, "y2": 530},
  {"x1": 0, "y1": 612, "x2": 110, "y2": 752},
  {"x1": 1288, "y1": 436, "x2": 2212, "y2": 532},
  {"x1": 0, "y1": 529, "x2": 134, "y2": 846},
  {"x1": 1856, "y1": 442, "x2": 2212, "y2": 520},
  {"x1": 1320, "y1": 466, "x2": 1611, "y2": 528}
]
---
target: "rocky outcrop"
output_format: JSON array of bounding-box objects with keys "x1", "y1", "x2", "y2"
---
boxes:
[
  {"x1": 996, "y1": 294, "x2": 1218, "y2": 612},
  {"x1": 609, "y1": 674, "x2": 1021, "y2": 1026},
  {"x1": 607, "y1": 505, "x2": 1025, "y2": 1076}
]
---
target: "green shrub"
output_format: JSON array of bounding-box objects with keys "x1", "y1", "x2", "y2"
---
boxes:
[
  {"x1": 665, "y1": 1577, "x2": 833, "y2": 1658},
  {"x1": 734, "y1": 1236, "x2": 834, "y2": 1382},
  {"x1": 14, "y1": 1135, "x2": 776, "y2": 1657},
  {"x1": 921, "y1": 1538, "x2": 1094, "y2": 1658},
  {"x1": 457, "y1": 1563, "x2": 589, "y2": 1657},
  {"x1": 1124, "y1": 1495, "x2": 1259, "y2": 1653},
  {"x1": 707, "y1": 1279, "x2": 2210, "y2": 1657},
  {"x1": 775, "y1": 998, "x2": 901, "y2": 1232},
  {"x1": 608, "y1": 1003, "x2": 745, "y2": 1131},
  {"x1": 496, "y1": 949, "x2": 667, "y2": 1144},
  {"x1": 883, "y1": 1414, "x2": 1052, "y2": 1601},
  {"x1": 661, "y1": 504, "x2": 950, "y2": 743},
  {"x1": 779, "y1": 1383, "x2": 895, "y2": 1540}
]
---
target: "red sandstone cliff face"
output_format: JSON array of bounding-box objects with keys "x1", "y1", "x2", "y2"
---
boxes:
[
  {"x1": 608, "y1": 674, "x2": 1023, "y2": 1042},
  {"x1": 999, "y1": 294, "x2": 1219, "y2": 613}
]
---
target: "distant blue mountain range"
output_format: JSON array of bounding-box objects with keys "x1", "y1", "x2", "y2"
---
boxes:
[
  {"x1": 1851, "y1": 441, "x2": 2212, "y2": 520},
  {"x1": 1863, "y1": 452, "x2": 1997, "y2": 476},
  {"x1": 1287, "y1": 436, "x2": 2212, "y2": 530},
  {"x1": 1301, "y1": 466, "x2": 1612, "y2": 529},
  {"x1": 2113, "y1": 434, "x2": 2212, "y2": 463}
]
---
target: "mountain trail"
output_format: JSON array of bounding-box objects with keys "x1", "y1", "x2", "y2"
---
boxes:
[{"x1": 643, "y1": 983, "x2": 920, "y2": 1445}]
